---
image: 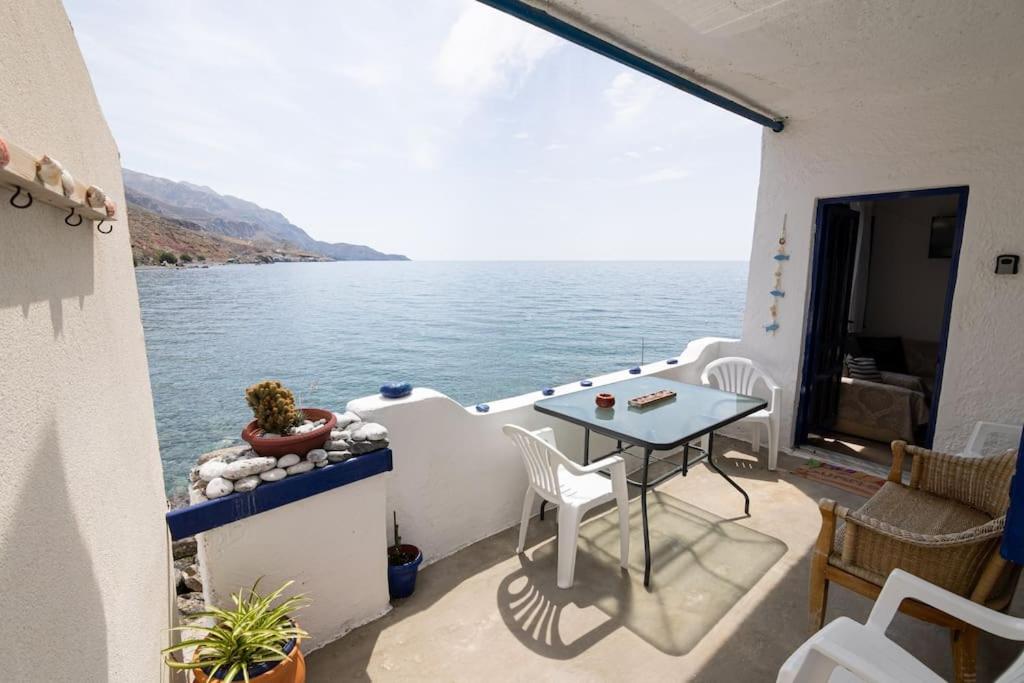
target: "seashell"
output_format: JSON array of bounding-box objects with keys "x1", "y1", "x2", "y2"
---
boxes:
[
  {"x1": 0, "y1": 137, "x2": 9, "y2": 168},
  {"x1": 60, "y1": 169, "x2": 75, "y2": 198},
  {"x1": 103, "y1": 196, "x2": 117, "y2": 218},
  {"x1": 86, "y1": 185, "x2": 106, "y2": 208},
  {"x1": 36, "y1": 154, "x2": 64, "y2": 186}
]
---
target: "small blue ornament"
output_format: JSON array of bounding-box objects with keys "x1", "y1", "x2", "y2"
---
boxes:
[
  {"x1": 475, "y1": 403, "x2": 490, "y2": 413},
  {"x1": 764, "y1": 322, "x2": 780, "y2": 333},
  {"x1": 541, "y1": 387, "x2": 555, "y2": 396},
  {"x1": 580, "y1": 379, "x2": 593, "y2": 387},
  {"x1": 769, "y1": 289, "x2": 786, "y2": 297},
  {"x1": 773, "y1": 253, "x2": 791, "y2": 261},
  {"x1": 380, "y1": 382, "x2": 412, "y2": 399},
  {"x1": 666, "y1": 358, "x2": 678, "y2": 365},
  {"x1": 629, "y1": 366, "x2": 641, "y2": 375}
]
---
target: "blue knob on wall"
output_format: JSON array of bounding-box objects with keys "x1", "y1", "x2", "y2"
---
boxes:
[
  {"x1": 541, "y1": 387, "x2": 555, "y2": 396},
  {"x1": 475, "y1": 403, "x2": 490, "y2": 413},
  {"x1": 580, "y1": 379, "x2": 593, "y2": 387}
]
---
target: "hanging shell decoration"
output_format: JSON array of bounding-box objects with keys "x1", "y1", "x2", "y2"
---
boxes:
[
  {"x1": 0, "y1": 136, "x2": 9, "y2": 168},
  {"x1": 86, "y1": 185, "x2": 107, "y2": 209},
  {"x1": 36, "y1": 154, "x2": 64, "y2": 187},
  {"x1": 765, "y1": 214, "x2": 788, "y2": 335},
  {"x1": 59, "y1": 169, "x2": 75, "y2": 198},
  {"x1": 103, "y1": 196, "x2": 117, "y2": 218}
]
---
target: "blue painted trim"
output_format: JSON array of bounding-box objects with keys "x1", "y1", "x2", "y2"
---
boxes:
[
  {"x1": 165, "y1": 449, "x2": 393, "y2": 541},
  {"x1": 1001, "y1": 430, "x2": 1024, "y2": 563},
  {"x1": 796, "y1": 186, "x2": 969, "y2": 448},
  {"x1": 474, "y1": 0, "x2": 784, "y2": 132}
]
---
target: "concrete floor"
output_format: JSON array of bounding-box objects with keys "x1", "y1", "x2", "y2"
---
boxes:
[{"x1": 306, "y1": 437, "x2": 1021, "y2": 682}]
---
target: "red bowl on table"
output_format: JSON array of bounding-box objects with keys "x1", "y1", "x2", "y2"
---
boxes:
[{"x1": 595, "y1": 393, "x2": 615, "y2": 408}]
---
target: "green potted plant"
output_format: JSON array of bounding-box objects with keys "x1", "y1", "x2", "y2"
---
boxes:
[
  {"x1": 163, "y1": 580, "x2": 309, "y2": 683},
  {"x1": 241, "y1": 380, "x2": 336, "y2": 457}
]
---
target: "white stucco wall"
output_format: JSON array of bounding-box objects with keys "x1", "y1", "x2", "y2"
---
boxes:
[
  {"x1": 348, "y1": 337, "x2": 737, "y2": 565},
  {"x1": 197, "y1": 473, "x2": 391, "y2": 653},
  {"x1": 0, "y1": 3, "x2": 171, "y2": 681},
  {"x1": 736, "y1": 73, "x2": 1024, "y2": 451}
]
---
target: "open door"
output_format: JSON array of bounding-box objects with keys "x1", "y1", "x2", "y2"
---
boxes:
[{"x1": 798, "y1": 204, "x2": 860, "y2": 441}]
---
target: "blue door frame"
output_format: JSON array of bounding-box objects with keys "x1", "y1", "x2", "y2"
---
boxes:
[{"x1": 795, "y1": 186, "x2": 970, "y2": 449}]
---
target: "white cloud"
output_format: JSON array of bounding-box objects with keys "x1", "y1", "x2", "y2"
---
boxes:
[
  {"x1": 633, "y1": 166, "x2": 689, "y2": 184},
  {"x1": 335, "y1": 63, "x2": 394, "y2": 87},
  {"x1": 545, "y1": 142, "x2": 568, "y2": 151},
  {"x1": 605, "y1": 71, "x2": 658, "y2": 123},
  {"x1": 513, "y1": 131, "x2": 530, "y2": 139},
  {"x1": 435, "y1": 3, "x2": 560, "y2": 97},
  {"x1": 624, "y1": 150, "x2": 641, "y2": 158}
]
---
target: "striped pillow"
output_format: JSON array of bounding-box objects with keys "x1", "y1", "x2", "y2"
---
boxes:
[{"x1": 846, "y1": 355, "x2": 882, "y2": 382}]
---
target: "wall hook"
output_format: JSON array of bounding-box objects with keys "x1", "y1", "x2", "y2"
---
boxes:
[
  {"x1": 9, "y1": 186, "x2": 33, "y2": 209},
  {"x1": 96, "y1": 220, "x2": 113, "y2": 234},
  {"x1": 64, "y1": 206, "x2": 84, "y2": 227}
]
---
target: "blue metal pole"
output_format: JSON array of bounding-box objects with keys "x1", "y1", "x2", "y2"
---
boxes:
[
  {"x1": 1000, "y1": 430, "x2": 1024, "y2": 563},
  {"x1": 475, "y1": 0, "x2": 785, "y2": 132}
]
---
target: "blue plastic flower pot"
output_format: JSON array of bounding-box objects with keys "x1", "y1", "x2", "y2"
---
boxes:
[{"x1": 387, "y1": 544, "x2": 422, "y2": 599}]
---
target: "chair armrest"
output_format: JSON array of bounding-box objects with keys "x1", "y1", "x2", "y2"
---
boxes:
[
  {"x1": 804, "y1": 638, "x2": 909, "y2": 683},
  {"x1": 868, "y1": 569, "x2": 1024, "y2": 641},
  {"x1": 564, "y1": 454, "x2": 626, "y2": 476},
  {"x1": 841, "y1": 508, "x2": 1005, "y2": 548}
]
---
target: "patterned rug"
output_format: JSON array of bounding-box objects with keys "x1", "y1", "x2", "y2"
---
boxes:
[{"x1": 791, "y1": 459, "x2": 886, "y2": 497}]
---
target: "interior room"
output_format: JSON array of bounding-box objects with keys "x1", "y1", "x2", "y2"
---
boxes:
[{"x1": 803, "y1": 192, "x2": 960, "y2": 466}]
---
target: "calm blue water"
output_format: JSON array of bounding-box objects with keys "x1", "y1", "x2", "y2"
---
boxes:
[{"x1": 136, "y1": 261, "x2": 747, "y2": 495}]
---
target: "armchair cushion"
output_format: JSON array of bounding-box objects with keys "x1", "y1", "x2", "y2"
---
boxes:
[{"x1": 830, "y1": 484, "x2": 1000, "y2": 594}]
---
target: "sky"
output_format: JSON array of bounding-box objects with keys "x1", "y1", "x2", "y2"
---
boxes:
[{"x1": 64, "y1": 0, "x2": 763, "y2": 260}]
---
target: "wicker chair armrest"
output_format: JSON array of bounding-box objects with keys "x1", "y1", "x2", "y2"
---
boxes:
[
  {"x1": 842, "y1": 510, "x2": 1006, "y2": 548},
  {"x1": 835, "y1": 508, "x2": 1006, "y2": 594}
]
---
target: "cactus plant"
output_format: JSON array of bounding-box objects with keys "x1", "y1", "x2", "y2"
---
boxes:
[{"x1": 245, "y1": 380, "x2": 302, "y2": 435}]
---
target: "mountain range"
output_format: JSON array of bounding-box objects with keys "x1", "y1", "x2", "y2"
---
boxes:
[{"x1": 124, "y1": 169, "x2": 408, "y2": 265}]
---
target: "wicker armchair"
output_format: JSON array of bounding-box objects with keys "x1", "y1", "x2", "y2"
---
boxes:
[{"x1": 810, "y1": 440, "x2": 1019, "y2": 683}]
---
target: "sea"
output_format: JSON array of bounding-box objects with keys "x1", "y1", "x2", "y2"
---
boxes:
[{"x1": 136, "y1": 261, "x2": 748, "y2": 495}]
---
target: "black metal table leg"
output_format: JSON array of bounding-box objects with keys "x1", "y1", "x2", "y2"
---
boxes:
[
  {"x1": 583, "y1": 427, "x2": 590, "y2": 465},
  {"x1": 705, "y1": 432, "x2": 751, "y2": 515},
  {"x1": 641, "y1": 447, "x2": 652, "y2": 587}
]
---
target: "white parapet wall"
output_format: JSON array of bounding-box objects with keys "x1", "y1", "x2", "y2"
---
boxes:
[
  {"x1": 196, "y1": 467, "x2": 391, "y2": 653},
  {"x1": 348, "y1": 336, "x2": 739, "y2": 565}
]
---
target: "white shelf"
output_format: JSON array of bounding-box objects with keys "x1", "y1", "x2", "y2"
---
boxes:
[{"x1": 1, "y1": 138, "x2": 116, "y2": 223}]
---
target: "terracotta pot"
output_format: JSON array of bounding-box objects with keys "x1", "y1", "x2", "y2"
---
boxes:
[
  {"x1": 595, "y1": 393, "x2": 616, "y2": 408},
  {"x1": 241, "y1": 408, "x2": 337, "y2": 458},
  {"x1": 193, "y1": 640, "x2": 305, "y2": 683}
]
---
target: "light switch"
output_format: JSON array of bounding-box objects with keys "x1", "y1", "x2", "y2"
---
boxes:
[{"x1": 995, "y1": 254, "x2": 1019, "y2": 275}]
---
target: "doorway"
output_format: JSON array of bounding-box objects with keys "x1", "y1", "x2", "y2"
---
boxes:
[{"x1": 796, "y1": 187, "x2": 968, "y2": 466}]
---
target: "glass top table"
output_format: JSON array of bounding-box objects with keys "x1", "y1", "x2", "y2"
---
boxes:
[{"x1": 534, "y1": 376, "x2": 767, "y2": 587}]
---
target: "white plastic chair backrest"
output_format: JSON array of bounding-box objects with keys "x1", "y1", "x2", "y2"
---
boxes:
[
  {"x1": 503, "y1": 424, "x2": 571, "y2": 500},
  {"x1": 963, "y1": 421, "x2": 1023, "y2": 458},
  {"x1": 702, "y1": 357, "x2": 773, "y2": 402}
]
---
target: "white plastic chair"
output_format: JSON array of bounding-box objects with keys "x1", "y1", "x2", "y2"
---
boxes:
[
  {"x1": 503, "y1": 424, "x2": 630, "y2": 589},
  {"x1": 961, "y1": 421, "x2": 1022, "y2": 458},
  {"x1": 700, "y1": 357, "x2": 782, "y2": 470},
  {"x1": 777, "y1": 569, "x2": 1024, "y2": 683}
]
